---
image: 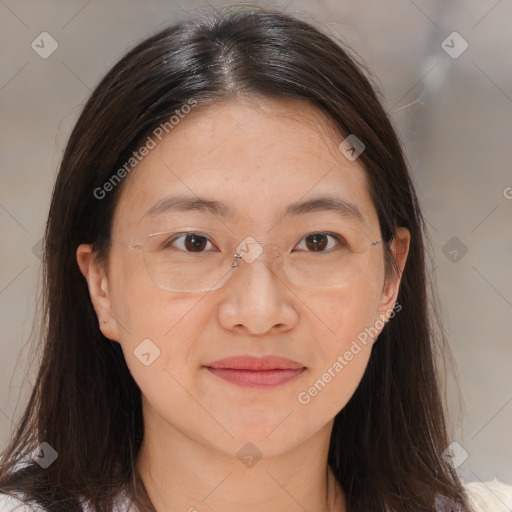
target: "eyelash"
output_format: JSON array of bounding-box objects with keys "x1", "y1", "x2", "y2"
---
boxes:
[{"x1": 164, "y1": 232, "x2": 347, "y2": 253}]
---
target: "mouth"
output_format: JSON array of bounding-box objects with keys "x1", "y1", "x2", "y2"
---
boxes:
[{"x1": 203, "y1": 355, "x2": 307, "y2": 389}]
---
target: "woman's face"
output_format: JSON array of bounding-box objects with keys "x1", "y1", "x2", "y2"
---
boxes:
[{"x1": 78, "y1": 96, "x2": 409, "y2": 459}]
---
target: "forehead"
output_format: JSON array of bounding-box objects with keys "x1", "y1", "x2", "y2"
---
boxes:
[{"x1": 112, "y1": 96, "x2": 378, "y2": 235}]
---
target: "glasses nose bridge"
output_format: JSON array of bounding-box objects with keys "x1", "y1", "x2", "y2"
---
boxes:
[{"x1": 231, "y1": 238, "x2": 283, "y2": 270}]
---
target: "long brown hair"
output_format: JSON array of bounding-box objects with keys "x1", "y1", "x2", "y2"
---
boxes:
[{"x1": 0, "y1": 5, "x2": 470, "y2": 511}]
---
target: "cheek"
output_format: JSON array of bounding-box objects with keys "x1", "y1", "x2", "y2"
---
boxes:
[
  {"x1": 108, "y1": 252, "x2": 207, "y2": 387},
  {"x1": 293, "y1": 280, "x2": 382, "y2": 419},
  {"x1": 300, "y1": 273, "x2": 382, "y2": 347},
  {"x1": 118, "y1": 292, "x2": 208, "y2": 372},
  {"x1": 114, "y1": 292, "x2": 211, "y2": 442}
]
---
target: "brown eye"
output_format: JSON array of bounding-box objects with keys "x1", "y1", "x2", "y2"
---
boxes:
[
  {"x1": 164, "y1": 233, "x2": 214, "y2": 253},
  {"x1": 305, "y1": 233, "x2": 328, "y2": 251},
  {"x1": 296, "y1": 232, "x2": 345, "y2": 253},
  {"x1": 183, "y1": 234, "x2": 209, "y2": 252}
]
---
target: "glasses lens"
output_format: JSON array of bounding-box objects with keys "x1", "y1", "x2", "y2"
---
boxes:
[
  {"x1": 284, "y1": 239, "x2": 377, "y2": 288},
  {"x1": 142, "y1": 230, "x2": 233, "y2": 292},
  {"x1": 241, "y1": 236, "x2": 379, "y2": 289},
  {"x1": 141, "y1": 227, "x2": 380, "y2": 292}
]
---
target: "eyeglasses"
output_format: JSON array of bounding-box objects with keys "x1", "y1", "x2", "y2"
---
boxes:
[{"x1": 112, "y1": 226, "x2": 383, "y2": 293}]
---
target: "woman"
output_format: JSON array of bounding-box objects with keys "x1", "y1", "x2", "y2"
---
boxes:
[{"x1": 0, "y1": 5, "x2": 510, "y2": 512}]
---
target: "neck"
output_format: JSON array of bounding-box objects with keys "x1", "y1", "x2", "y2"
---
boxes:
[{"x1": 134, "y1": 406, "x2": 346, "y2": 512}]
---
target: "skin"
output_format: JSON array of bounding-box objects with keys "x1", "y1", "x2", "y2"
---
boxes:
[{"x1": 77, "y1": 96, "x2": 410, "y2": 512}]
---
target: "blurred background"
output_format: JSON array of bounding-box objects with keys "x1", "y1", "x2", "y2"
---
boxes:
[{"x1": 1, "y1": 0, "x2": 511, "y2": 487}]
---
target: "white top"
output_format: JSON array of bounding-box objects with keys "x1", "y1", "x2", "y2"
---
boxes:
[{"x1": 0, "y1": 479, "x2": 511, "y2": 511}]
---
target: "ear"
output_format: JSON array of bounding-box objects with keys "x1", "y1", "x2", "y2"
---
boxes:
[
  {"x1": 76, "y1": 244, "x2": 120, "y2": 341},
  {"x1": 376, "y1": 226, "x2": 410, "y2": 322}
]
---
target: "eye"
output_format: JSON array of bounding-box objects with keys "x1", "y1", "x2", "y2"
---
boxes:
[
  {"x1": 163, "y1": 232, "x2": 216, "y2": 253},
  {"x1": 294, "y1": 232, "x2": 346, "y2": 253}
]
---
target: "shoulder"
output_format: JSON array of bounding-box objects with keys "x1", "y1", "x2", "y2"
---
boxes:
[
  {"x1": 3, "y1": 484, "x2": 512, "y2": 512},
  {"x1": 463, "y1": 479, "x2": 512, "y2": 512},
  {"x1": 0, "y1": 492, "x2": 46, "y2": 511},
  {"x1": 0, "y1": 488, "x2": 139, "y2": 512}
]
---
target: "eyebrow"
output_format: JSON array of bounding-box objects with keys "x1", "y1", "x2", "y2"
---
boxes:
[{"x1": 142, "y1": 194, "x2": 365, "y2": 224}]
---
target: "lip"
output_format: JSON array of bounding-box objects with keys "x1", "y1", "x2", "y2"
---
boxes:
[
  {"x1": 206, "y1": 355, "x2": 305, "y2": 371},
  {"x1": 204, "y1": 356, "x2": 306, "y2": 389}
]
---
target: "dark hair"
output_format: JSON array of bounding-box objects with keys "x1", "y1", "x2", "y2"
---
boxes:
[{"x1": 0, "y1": 4, "x2": 470, "y2": 511}]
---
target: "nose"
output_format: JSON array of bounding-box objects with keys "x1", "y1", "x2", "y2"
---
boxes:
[{"x1": 216, "y1": 242, "x2": 299, "y2": 336}]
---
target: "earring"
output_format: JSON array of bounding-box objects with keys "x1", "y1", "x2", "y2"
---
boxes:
[{"x1": 99, "y1": 319, "x2": 109, "y2": 326}]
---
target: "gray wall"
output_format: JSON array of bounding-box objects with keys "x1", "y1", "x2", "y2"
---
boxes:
[{"x1": 1, "y1": 0, "x2": 511, "y2": 487}]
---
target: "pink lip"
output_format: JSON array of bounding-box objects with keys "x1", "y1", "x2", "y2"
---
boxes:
[{"x1": 204, "y1": 356, "x2": 306, "y2": 389}]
